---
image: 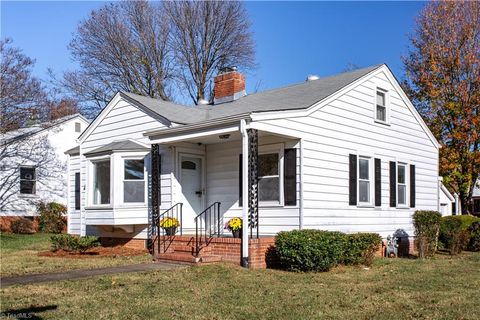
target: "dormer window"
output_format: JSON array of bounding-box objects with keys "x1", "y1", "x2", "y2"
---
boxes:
[{"x1": 376, "y1": 89, "x2": 387, "y2": 122}]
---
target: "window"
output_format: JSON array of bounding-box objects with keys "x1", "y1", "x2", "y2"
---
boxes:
[
  {"x1": 397, "y1": 163, "x2": 407, "y2": 206},
  {"x1": 473, "y1": 199, "x2": 480, "y2": 213},
  {"x1": 358, "y1": 157, "x2": 371, "y2": 203},
  {"x1": 75, "y1": 172, "x2": 80, "y2": 210},
  {"x1": 376, "y1": 89, "x2": 387, "y2": 122},
  {"x1": 181, "y1": 161, "x2": 196, "y2": 170},
  {"x1": 20, "y1": 167, "x2": 36, "y2": 194},
  {"x1": 124, "y1": 159, "x2": 145, "y2": 203},
  {"x1": 75, "y1": 122, "x2": 81, "y2": 133},
  {"x1": 93, "y1": 160, "x2": 110, "y2": 204},
  {"x1": 258, "y1": 153, "x2": 280, "y2": 202}
]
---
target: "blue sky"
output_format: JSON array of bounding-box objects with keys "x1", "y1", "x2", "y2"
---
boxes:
[{"x1": 1, "y1": 1, "x2": 425, "y2": 95}]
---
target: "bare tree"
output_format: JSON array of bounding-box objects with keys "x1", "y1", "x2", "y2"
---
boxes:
[
  {"x1": 0, "y1": 38, "x2": 46, "y2": 133},
  {"x1": 63, "y1": 0, "x2": 173, "y2": 116},
  {"x1": 165, "y1": 1, "x2": 255, "y2": 104}
]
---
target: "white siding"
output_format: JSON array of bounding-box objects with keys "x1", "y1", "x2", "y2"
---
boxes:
[
  {"x1": 67, "y1": 154, "x2": 81, "y2": 234},
  {"x1": 206, "y1": 136, "x2": 301, "y2": 235},
  {"x1": 260, "y1": 70, "x2": 439, "y2": 238},
  {"x1": 79, "y1": 99, "x2": 172, "y2": 236}
]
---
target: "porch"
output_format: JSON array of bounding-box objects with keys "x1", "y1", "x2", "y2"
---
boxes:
[{"x1": 147, "y1": 119, "x2": 302, "y2": 267}]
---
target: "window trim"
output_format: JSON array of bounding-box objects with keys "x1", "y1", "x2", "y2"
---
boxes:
[
  {"x1": 87, "y1": 155, "x2": 112, "y2": 207},
  {"x1": 19, "y1": 166, "x2": 37, "y2": 195},
  {"x1": 374, "y1": 87, "x2": 390, "y2": 125},
  {"x1": 258, "y1": 144, "x2": 284, "y2": 207},
  {"x1": 75, "y1": 122, "x2": 81, "y2": 133},
  {"x1": 122, "y1": 156, "x2": 147, "y2": 205},
  {"x1": 397, "y1": 162, "x2": 409, "y2": 208},
  {"x1": 357, "y1": 155, "x2": 374, "y2": 207}
]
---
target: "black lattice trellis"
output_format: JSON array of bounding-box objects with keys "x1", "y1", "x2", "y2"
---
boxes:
[
  {"x1": 148, "y1": 143, "x2": 161, "y2": 252},
  {"x1": 247, "y1": 129, "x2": 259, "y2": 238}
]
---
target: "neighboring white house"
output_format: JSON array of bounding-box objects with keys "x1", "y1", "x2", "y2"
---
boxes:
[
  {"x1": 473, "y1": 179, "x2": 480, "y2": 216},
  {"x1": 438, "y1": 178, "x2": 455, "y2": 216},
  {"x1": 68, "y1": 64, "x2": 444, "y2": 261},
  {"x1": 0, "y1": 114, "x2": 89, "y2": 217}
]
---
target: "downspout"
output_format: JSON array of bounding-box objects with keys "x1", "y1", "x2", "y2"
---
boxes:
[
  {"x1": 299, "y1": 139, "x2": 304, "y2": 229},
  {"x1": 240, "y1": 119, "x2": 249, "y2": 267}
]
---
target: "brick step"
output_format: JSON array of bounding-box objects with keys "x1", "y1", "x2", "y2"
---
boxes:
[
  {"x1": 172, "y1": 245, "x2": 212, "y2": 254},
  {"x1": 171, "y1": 245, "x2": 195, "y2": 254},
  {"x1": 155, "y1": 252, "x2": 222, "y2": 265}
]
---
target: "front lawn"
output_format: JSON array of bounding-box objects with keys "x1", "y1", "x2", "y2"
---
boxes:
[
  {"x1": 0, "y1": 233, "x2": 151, "y2": 277},
  {"x1": 1, "y1": 252, "x2": 479, "y2": 319}
]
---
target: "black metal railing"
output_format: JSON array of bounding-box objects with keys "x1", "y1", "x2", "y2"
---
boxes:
[
  {"x1": 155, "y1": 203, "x2": 183, "y2": 254},
  {"x1": 194, "y1": 202, "x2": 221, "y2": 256}
]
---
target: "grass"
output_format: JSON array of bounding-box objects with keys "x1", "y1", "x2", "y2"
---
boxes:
[
  {"x1": 0, "y1": 233, "x2": 151, "y2": 277},
  {"x1": 1, "y1": 252, "x2": 479, "y2": 319}
]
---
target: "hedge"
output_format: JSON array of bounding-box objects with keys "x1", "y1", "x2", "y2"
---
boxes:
[
  {"x1": 412, "y1": 210, "x2": 442, "y2": 259},
  {"x1": 439, "y1": 215, "x2": 480, "y2": 255},
  {"x1": 37, "y1": 201, "x2": 67, "y2": 233},
  {"x1": 468, "y1": 222, "x2": 480, "y2": 252},
  {"x1": 275, "y1": 230, "x2": 382, "y2": 272}
]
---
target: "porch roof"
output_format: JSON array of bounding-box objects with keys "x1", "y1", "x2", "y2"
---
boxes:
[
  {"x1": 84, "y1": 139, "x2": 149, "y2": 156},
  {"x1": 144, "y1": 120, "x2": 302, "y2": 145}
]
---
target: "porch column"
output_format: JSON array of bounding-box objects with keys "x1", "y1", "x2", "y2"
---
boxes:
[
  {"x1": 240, "y1": 120, "x2": 249, "y2": 267},
  {"x1": 150, "y1": 144, "x2": 161, "y2": 251}
]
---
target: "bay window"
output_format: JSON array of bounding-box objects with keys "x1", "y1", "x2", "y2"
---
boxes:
[
  {"x1": 123, "y1": 159, "x2": 145, "y2": 203},
  {"x1": 93, "y1": 160, "x2": 110, "y2": 205}
]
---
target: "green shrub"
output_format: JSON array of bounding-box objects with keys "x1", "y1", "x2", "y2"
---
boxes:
[
  {"x1": 468, "y1": 222, "x2": 480, "y2": 252},
  {"x1": 342, "y1": 233, "x2": 382, "y2": 267},
  {"x1": 37, "y1": 201, "x2": 67, "y2": 233},
  {"x1": 412, "y1": 210, "x2": 442, "y2": 259},
  {"x1": 275, "y1": 230, "x2": 346, "y2": 272},
  {"x1": 275, "y1": 230, "x2": 382, "y2": 272},
  {"x1": 439, "y1": 216, "x2": 480, "y2": 255},
  {"x1": 11, "y1": 218, "x2": 35, "y2": 234},
  {"x1": 50, "y1": 234, "x2": 99, "y2": 253}
]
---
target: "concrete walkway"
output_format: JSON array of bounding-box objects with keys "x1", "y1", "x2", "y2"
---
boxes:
[{"x1": 1, "y1": 262, "x2": 185, "y2": 287}]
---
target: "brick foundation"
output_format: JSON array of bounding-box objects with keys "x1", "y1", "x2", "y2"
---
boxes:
[
  {"x1": 0, "y1": 216, "x2": 39, "y2": 233},
  {"x1": 155, "y1": 235, "x2": 276, "y2": 268},
  {"x1": 100, "y1": 237, "x2": 147, "y2": 250}
]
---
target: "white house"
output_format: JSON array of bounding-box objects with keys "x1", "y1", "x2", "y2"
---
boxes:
[
  {"x1": 472, "y1": 179, "x2": 480, "y2": 215},
  {"x1": 438, "y1": 179, "x2": 455, "y2": 216},
  {"x1": 68, "y1": 64, "x2": 443, "y2": 266},
  {"x1": 0, "y1": 114, "x2": 89, "y2": 220}
]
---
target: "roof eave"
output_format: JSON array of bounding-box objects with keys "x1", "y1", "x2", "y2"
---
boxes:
[{"x1": 144, "y1": 113, "x2": 251, "y2": 138}]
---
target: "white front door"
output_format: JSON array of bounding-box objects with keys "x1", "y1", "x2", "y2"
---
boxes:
[{"x1": 179, "y1": 155, "x2": 204, "y2": 229}]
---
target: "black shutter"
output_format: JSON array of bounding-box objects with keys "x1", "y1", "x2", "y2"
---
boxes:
[
  {"x1": 389, "y1": 161, "x2": 396, "y2": 207},
  {"x1": 284, "y1": 148, "x2": 297, "y2": 206},
  {"x1": 374, "y1": 158, "x2": 381, "y2": 207},
  {"x1": 410, "y1": 164, "x2": 416, "y2": 208},
  {"x1": 74, "y1": 172, "x2": 80, "y2": 210},
  {"x1": 349, "y1": 154, "x2": 357, "y2": 205},
  {"x1": 239, "y1": 154, "x2": 242, "y2": 206}
]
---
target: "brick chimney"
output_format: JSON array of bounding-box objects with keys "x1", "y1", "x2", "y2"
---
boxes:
[{"x1": 213, "y1": 67, "x2": 246, "y2": 104}]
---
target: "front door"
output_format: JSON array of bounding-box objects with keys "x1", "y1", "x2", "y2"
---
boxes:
[{"x1": 179, "y1": 155, "x2": 204, "y2": 228}]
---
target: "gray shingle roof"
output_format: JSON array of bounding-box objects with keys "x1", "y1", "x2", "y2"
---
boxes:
[
  {"x1": 0, "y1": 114, "x2": 88, "y2": 146},
  {"x1": 64, "y1": 146, "x2": 80, "y2": 155},
  {"x1": 121, "y1": 64, "x2": 382, "y2": 124},
  {"x1": 84, "y1": 140, "x2": 149, "y2": 156}
]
